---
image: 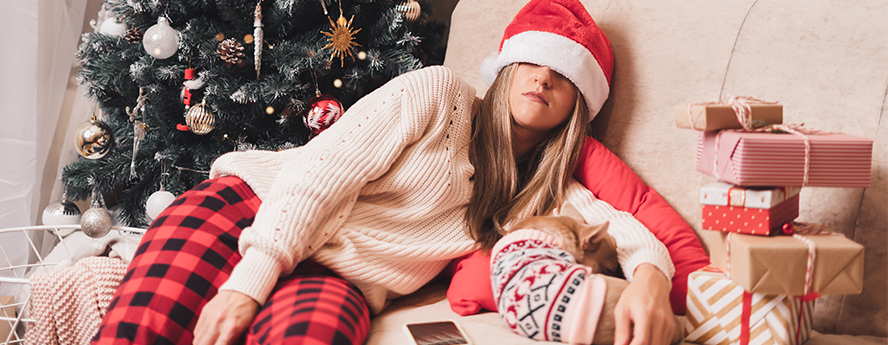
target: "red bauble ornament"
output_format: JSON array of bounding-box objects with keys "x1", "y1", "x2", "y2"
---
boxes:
[{"x1": 303, "y1": 94, "x2": 343, "y2": 136}]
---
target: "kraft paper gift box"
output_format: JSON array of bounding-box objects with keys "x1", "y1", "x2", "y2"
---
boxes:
[
  {"x1": 685, "y1": 266, "x2": 813, "y2": 345},
  {"x1": 701, "y1": 182, "x2": 801, "y2": 236},
  {"x1": 709, "y1": 230, "x2": 864, "y2": 296},
  {"x1": 676, "y1": 103, "x2": 783, "y2": 131},
  {"x1": 0, "y1": 295, "x2": 14, "y2": 343},
  {"x1": 696, "y1": 130, "x2": 872, "y2": 187}
]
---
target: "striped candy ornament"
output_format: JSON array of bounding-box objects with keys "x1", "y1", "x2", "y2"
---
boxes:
[{"x1": 685, "y1": 267, "x2": 814, "y2": 345}]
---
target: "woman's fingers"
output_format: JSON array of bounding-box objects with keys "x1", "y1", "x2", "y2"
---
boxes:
[
  {"x1": 613, "y1": 298, "x2": 630, "y2": 345},
  {"x1": 193, "y1": 308, "x2": 219, "y2": 345},
  {"x1": 192, "y1": 290, "x2": 259, "y2": 345},
  {"x1": 628, "y1": 312, "x2": 650, "y2": 345},
  {"x1": 639, "y1": 306, "x2": 673, "y2": 345},
  {"x1": 614, "y1": 263, "x2": 675, "y2": 345}
]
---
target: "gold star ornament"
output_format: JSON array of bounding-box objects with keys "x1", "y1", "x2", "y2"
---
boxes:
[{"x1": 322, "y1": 14, "x2": 362, "y2": 67}]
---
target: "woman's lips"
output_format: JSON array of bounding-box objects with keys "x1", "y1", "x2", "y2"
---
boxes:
[{"x1": 523, "y1": 91, "x2": 548, "y2": 105}]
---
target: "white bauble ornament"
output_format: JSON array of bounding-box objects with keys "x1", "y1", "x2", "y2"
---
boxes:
[
  {"x1": 143, "y1": 17, "x2": 179, "y2": 59},
  {"x1": 81, "y1": 206, "x2": 113, "y2": 238},
  {"x1": 42, "y1": 200, "x2": 82, "y2": 225},
  {"x1": 146, "y1": 190, "x2": 176, "y2": 220},
  {"x1": 100, "y1": 18, "x2": 128, "y2": 36}
]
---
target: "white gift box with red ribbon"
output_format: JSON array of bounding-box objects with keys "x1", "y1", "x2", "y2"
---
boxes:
[{"x1": 700, "y1": 182, "x2": 800, "y2": 209}]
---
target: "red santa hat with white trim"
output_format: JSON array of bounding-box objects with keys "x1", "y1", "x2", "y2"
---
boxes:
[{"x1": 486, "y1": 0, "x2": 614, "y2": 121}]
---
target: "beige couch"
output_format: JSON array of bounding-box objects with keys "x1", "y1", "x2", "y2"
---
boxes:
[{"x1": 366, "y1": 0, "x2": 887, "y2": 344}]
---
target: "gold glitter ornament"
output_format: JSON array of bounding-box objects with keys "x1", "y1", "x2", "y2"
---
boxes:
[
  {"x1": 185, "y1": 98, "x2": 216, "y2": 135},
  {"x1": 322, "y1": 11, "x2": 362, "y2": 67}
]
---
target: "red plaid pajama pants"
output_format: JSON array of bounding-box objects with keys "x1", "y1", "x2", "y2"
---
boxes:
[{"x1": 92, "y1": 176, "x2": 370, "y2": 345}]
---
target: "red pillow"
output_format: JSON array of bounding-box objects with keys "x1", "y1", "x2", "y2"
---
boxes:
[
  {"x1": 444, "y1": 250, "x2": 497, "y2": 315},
  {"x1": 446, "y1": 136, "x2": 709, "y2": 316}
]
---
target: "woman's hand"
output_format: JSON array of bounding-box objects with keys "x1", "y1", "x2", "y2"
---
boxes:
[
  {"x1": 193, "y1": 290, "x2": 260, "y2": 345},
  {"x1": 613, "y1": 263, "x2": 675, "y2": 345}
]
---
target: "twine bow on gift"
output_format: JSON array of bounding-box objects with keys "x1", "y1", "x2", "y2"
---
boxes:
[
  {"x1": 711, "y1": 122, "x2": 827, "y2": 187},
  {"x1": 726, "y1": 224, "x2": 842, "y2": 345},
  {"x1": 686, "y1": 94, "x2": 778, "y2": 131}
]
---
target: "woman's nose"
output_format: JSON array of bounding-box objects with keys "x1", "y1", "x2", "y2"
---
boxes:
[{"x1": 533, "y1": 66, "x2": 553, "y2": 88}]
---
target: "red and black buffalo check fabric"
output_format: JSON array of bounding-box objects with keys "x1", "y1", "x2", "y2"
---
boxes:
[{"x1": 92, "y1": 176, "x2": 370, "y2": 345}]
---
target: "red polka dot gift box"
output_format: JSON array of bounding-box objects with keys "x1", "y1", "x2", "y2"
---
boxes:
[{"x1": 700, "y1": 182, "x2": 800, "y2": 236}]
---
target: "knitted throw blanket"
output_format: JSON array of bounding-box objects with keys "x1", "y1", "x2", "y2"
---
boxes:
[{"x1": 26, "y1": 256, "x2": 127, "y2": 345}]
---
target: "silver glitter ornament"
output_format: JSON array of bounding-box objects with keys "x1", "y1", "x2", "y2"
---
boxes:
[
  {"x1": 81, "y1": 207, "x2": 113, "y2": 238},
  {"x1": 185, "y1": 98, "x2": 216, "y2": 135},
  {"x1": 81, "y1": 192, "x2": 112, "y2": 238}
]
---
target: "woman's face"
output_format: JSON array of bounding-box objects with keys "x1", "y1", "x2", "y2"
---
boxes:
[{"x1": 508, "y1": 63, "x2": 578, "y2": 135}]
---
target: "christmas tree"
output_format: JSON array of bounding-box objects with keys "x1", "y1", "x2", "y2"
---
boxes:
[{"x1": 62, "y1": 0, "x2": 443, "y2": 229}]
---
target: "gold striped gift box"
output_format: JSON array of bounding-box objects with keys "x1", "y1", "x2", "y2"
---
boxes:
[{"x1": 685, "y1": 267, "x2": 813, "y2": 345}]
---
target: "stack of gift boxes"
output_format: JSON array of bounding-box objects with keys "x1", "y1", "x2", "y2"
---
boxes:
[{"x1": 674, "y1": 100, "x2": 872, "y2": 345}]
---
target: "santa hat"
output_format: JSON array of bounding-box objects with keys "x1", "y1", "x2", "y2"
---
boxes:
[{"x1": 484, "y1": 0, "x2": 614, "y2": 121}]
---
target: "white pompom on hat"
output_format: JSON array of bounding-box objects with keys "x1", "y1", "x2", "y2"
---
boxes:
[{"x1": 490, "y1": 0, "x2": 614, "y2": 121}]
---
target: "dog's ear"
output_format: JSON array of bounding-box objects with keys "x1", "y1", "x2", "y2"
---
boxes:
[
  {"x1": 558, "y1": 202, "x2": 586, "y2": 223},
  {"x1": 579, "y1": 221, "x2": 610, "y2": 252}
]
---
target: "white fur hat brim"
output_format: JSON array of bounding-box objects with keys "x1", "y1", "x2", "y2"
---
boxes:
[{"x1": 494, "y1": 31, "x2": 610, "y2": 119}]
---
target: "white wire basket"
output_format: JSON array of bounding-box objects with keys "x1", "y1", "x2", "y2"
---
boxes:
[{"x1": 0, "y1": 225, "x2": 145, "y2": 345}]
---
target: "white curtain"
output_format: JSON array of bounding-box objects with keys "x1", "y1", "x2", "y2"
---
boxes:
[{"x1": 0, "y1": 0, "x2": 93, "y2": 295}]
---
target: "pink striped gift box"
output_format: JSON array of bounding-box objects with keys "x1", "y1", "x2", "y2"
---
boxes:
[{"x1": 696, "y1": 130, "x2": 872, "y2": 187}]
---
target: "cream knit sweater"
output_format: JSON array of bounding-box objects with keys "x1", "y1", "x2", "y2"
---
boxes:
[{"x1": 209, "y1": 66, "x2": 674, "y2": 314}]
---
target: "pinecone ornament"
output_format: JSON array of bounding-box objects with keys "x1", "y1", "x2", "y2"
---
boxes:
[
  {"x1": 217, "y1": 38, "x2": 246, "y2": 67},
  {"x1": 124, "y1": 27, "x2": 143, "y2": 44}
]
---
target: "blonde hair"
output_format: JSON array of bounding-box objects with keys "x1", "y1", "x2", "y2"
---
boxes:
[{"x1": 466, "y1": 63, "x2": 590, "y2": 251}]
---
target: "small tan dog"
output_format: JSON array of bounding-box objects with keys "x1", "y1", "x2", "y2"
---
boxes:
[
  {"x1": 508, "y1": 214, "x2": 682, "y2": 345},
  {"x1": 509, "y1": 215, "x2": 620, "y2": 277}
]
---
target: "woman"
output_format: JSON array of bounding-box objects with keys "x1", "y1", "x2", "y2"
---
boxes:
[{"x1": 93, "y1": 0, "x2": 676, "y2": 344}]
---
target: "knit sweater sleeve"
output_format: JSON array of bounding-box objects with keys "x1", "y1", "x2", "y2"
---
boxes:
[
  {"x1": 209, "y1": 66, "x2": 466, "y2": 304},
  {"x1": 564, "y1": 178, "x2": 675, "y2": 283}
]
